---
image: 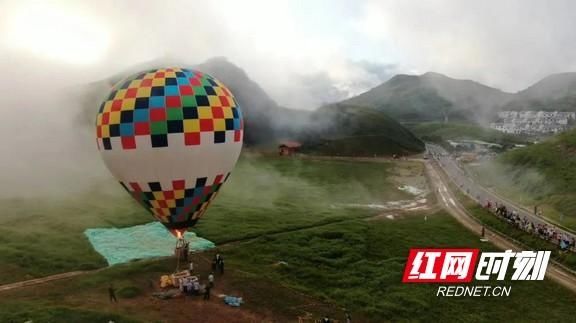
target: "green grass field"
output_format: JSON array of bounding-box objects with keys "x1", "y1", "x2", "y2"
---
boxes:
[
  {"x1": 0, "y1": 192, "x2": 147, "y2": 283},
  {"x1": 194, "y1": 155, "x2": 417, "y2": 243},
  {"x1": 0, "y1": 303, "x2": 138, "y2": 323},
  {"x1": 2, "y1": 156, "x2": 576, "y2": 322},
  {"x1": 225, "y1": 212, "x2": 576, "y2": 321},
  {"x1": 0, "y1": 155, "x2": 413, "y2": 283},
  {"x1": 4, "y1": 211, "x2": 576, "y2": 322}
]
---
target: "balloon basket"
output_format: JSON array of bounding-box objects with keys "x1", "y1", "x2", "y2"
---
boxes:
[{"x1": 174, "y1": 238, "x2": 189, "y2": 272}]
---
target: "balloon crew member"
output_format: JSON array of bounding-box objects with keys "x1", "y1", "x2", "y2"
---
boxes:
[
  {"x1": 218, "y1": 258, "x2": 225, "y2": 275},
  {"x1": 204, "y1": 284, "x2": 211, "y2": 300},
  {"x1": 214, "y1": 253, "x2": 224, "y2": 274},
  {"x1": 108, "y1": 285, "x2": 118, "y2": 303},
  {"x1": 208, "y1": 272, "x2": 215, "y2": 288}
]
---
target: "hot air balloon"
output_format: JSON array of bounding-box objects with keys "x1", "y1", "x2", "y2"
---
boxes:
[{"x1": 96, "y1": 67, "x2": 243, "y2": 240}]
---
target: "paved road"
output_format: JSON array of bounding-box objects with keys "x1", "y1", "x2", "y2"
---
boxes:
[
  {"x1": 426, "y1": 158, "x2": 576, "y2": 293},
  {"x1": 426, "y1": 143, "x2": 576, "y2": 240}
]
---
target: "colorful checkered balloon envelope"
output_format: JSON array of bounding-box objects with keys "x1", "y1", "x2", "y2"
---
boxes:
[{"x1": 96, "y1": 67, "x2": 243, "y2": 236}]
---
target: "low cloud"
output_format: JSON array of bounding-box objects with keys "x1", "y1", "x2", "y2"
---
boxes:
[
  {"x1": 355, "y1": 0, "x2": 576, "y2": 92},
  {"x1": 1, "y1": 0, "x2": 575, "y2": 198}
]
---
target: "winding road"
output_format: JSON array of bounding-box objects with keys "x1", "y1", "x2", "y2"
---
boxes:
[
  {"x1": 425, "y1": 148, "x2": 576, "y2": 293},
  {"x1": 427, "y1": 143, "x2": 575, "y2": 236}
]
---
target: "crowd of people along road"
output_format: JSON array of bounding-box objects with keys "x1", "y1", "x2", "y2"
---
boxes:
[
  {"x1": 431, "y1": 148, "x2": 576, "y2": 252},
  {"x1": 484, "y1": 200, "x2": 576, "y2": 252}
]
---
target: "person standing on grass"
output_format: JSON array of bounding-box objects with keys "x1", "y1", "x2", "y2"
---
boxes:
[
  {"x1": 345, "y1": 311, "x2": 352, "y2": 323},
  {"x1": 218, "y1": 258, "x2": 225, "y2": 274},
  {"x1": 211, "y1": 259, "x2": 218, "y2": 272},
  {"x1": 481, "y1": 226, "x2": 485, "y2": 238},
  {"x1": 189, "y1": 261, "x2": 194, "y2": 272},
  {"x1": 215, "y1": 254, "x2": 223, "y2": 270},
  {"x1": 208, "y1": 272, "x2": 214, "y2": 288},
  {"x1": 108, "y1": 285, "x2": 118, "y2": 303},
  {"x1": 204, "y1": 284, "x2": 211, "y2": 300}
]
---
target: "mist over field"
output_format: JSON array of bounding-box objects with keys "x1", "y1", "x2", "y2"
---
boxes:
[
  {"x1": 0, "y1": 81, "x2": 109, "y2": 198},
  {"x1": 3, "y1": 2, "x2": 576, "y2": 322},
  {"x1": 472, "y1": 160, "x2": 553, "y2": 199},
  {"x1": 2, "y1": 0, "x2": 576, "y2": 198}
]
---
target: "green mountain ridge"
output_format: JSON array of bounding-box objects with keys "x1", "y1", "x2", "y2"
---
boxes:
[
  {"x1": 502, "y1": 72, "x2": 576, "y2": 112},
  {"x1": 342, "y1": 71, "x2": 576, "y2": 122},
  {"x1": 518, "y1": 72, "x2": 576, "y2": 100},
  {"x1": 196, "y1": 58, "x2": 424, "y2": 155},
  {"x1": 87, "y1": 58, "x2": 424, "y2": 155},
  {"x1": 300, "y1": 104, "x2": 425, "y2": 156},
  {"x1": 343, "y1": 72, "x2": 513, "y2": 123}
]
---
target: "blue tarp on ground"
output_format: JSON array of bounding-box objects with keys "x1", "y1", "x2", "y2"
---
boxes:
[{"x1": 84, "y1": 222, "x2": 215, "y2": 266}]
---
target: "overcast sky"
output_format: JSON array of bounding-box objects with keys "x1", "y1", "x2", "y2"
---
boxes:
[
  {"x1": 2, "y1": 0, "x2": 576, "y2": 110},
  {"x1": 1, "y1": 0, "x2": 576, "y2": 197}
]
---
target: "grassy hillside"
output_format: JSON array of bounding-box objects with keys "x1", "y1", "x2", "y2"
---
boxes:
[
  {"x1": 501, "y1": 73, "x2": 576, "y2": 112},
  {"x1": 407, "y1": 122, "x2": 528, "y2": 146},
  {"x1": 519, "y1": 72, "x2": 576, "y2": 100},
  {"x1": 300, "y1": 104, "x2": 425, "y2": 156},
  {"x1": 502, "y1": 129, "x2": 576, "y2": 212},
  {"x1": 343, "y1": 73, "x2": 511, "y2": 123},
  {"x1": 344, "y1": 74, "x2": 456, "y2": 122}
]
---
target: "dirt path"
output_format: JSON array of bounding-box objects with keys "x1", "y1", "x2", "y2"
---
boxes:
[
  {"x1": 0, "y1": 271, "x2": 90, "y2": 292},
  {"x1": 426, "y1": 159, "x2": 576, "y2": 293}
]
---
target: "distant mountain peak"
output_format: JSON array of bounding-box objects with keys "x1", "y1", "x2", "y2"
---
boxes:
[
  {"x1": 343, "y1": 71, "x2": 513, "y2": 123},
  {"x1": 539, "y1": 72, "x2": 576, "y2": 82},
  {"x1": 421, "y1": 71, "x2": 448, "y2": 78},
  {"x1": 501, "y1": 72, "x2": 576, "y2": 112},
  {"x1": 519, "y1": 72, "x2": 576, "y2": 99}
]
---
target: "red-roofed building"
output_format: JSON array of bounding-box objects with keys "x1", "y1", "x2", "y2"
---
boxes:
[{"x1": 278, "y1": 141, "x2": 302, "y2": 156}]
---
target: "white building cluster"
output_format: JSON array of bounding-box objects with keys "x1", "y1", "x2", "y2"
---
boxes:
[{"x1": 490, "y1": 111, "x2": 576, "y2": 135}]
